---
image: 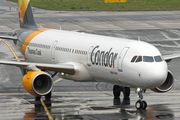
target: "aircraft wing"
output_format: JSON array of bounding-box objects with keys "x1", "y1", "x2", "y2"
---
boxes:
[
  {"x1": 0, "y1": 36, "x2": 18, "y2": 40},
  {"x1": 0, "y1": 60, "x2": 75, "y2": 75},
  {"x1": 163, "y1": 53, "x2": 180, "y2": 62}
]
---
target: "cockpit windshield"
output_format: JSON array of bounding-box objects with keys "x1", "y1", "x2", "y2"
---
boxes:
[
  {"x1": 131, "y1": 55, "x2": 163, "y2": 63},
  {"x1": 154, "y1": 56, "x2": 163, "y2": 62},
  {"x1": 136, "y1": 56, "x2": 142, "y2": 62},
  {"x1": 143, "y1": 56, "x2": 154, "y2": 62}
]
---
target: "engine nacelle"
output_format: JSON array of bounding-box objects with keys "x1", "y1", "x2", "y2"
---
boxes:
[
  {"x1": 151, "y1": 71, "x2": 174, "y2": 93},
  {"x1": 22, "y1": 71, "x2": 53, "y2": 96}
]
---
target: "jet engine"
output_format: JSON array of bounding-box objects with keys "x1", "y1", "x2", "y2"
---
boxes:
[
  {"x1": 22, "y1": 71, "x2": 53, "y2": 96},
  {"x1": 151, "y1": 71, "x2": 174, "y2": 93}
]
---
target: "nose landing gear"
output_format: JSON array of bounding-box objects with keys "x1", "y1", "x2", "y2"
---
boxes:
[
  {"x1": 113, "y1": 86, "x2": 147, "y2": 110},
  {"x1": 135, "y1": 88, "x2": 147, "y2": 110}
]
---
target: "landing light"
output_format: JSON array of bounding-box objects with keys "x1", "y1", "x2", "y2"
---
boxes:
[
  {"x1": 61, "y1": 72, "x2": 64, "y2": 75},
  {"x1": 137, "y1": 88, "x2": 141, "y2": 92}
]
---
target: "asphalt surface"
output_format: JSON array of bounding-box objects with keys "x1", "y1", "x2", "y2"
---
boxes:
[{"x1": 1, "y1": 0, "x2": 180, "y2": 119}]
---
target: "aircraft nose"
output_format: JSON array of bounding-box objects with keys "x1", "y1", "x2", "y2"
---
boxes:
[{"x1": 149, "y1": 62, "x2": 168, "y2": 87}]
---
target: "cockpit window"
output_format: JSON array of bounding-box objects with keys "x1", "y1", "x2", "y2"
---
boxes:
[
  {"x1": 143, "y1": 56, "x2": 154, "y2": 62},
  {"x1": 131, "y1": 55, "x2": 163, "y2": 63},
  {"x1": 131, "y1": 56, "x2": 137, "y2": 62},
  {"x1": 136, "y1": 56, "x2": 142, "y2": 62},
  {"x1": 154, "y1": 56, "x2": 163, "y2": 62}
]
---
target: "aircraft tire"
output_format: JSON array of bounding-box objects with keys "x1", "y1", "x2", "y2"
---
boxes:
[
  {"x1": 113, "y1": 85, "x2": 120, "y2": 99},
  {"x1": 135, "y1": 100, "x2": 143, "y2": 110},
  {"x1": 35, "y1": 96, "x2": 41, "y2": 101},
  {"x1": 123, "y1": 87, "x2": 130, "y2": 97},
  {"x1": 142, "y1": 100, "x2": 147, "y2": 110},
  {"x1": 45, "y1": 91, "x2": 52, "y2": 101}
]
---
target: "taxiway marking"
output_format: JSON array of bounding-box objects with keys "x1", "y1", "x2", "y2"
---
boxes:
[
  {"x1": 40, "y1": 98, "x2": 53, "y2": 120},
  {"x1": 0, "y1": 39, "x2": 20, "y2": 62},
  {"x1": 53, "y1": 78, "x2": 62, "y2": 84}
]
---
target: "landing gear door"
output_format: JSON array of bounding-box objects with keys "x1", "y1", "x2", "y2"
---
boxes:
[{"x1": 117, "y1": 47, "x2": 129, "y2": 72}]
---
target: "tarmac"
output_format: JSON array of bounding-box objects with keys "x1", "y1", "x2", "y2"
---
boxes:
[{"x1": 1, "y1": 0, "x2": 180, "y2": 119}]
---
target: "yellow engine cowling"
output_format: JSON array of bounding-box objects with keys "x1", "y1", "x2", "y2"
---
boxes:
[
  {"x1": 22, "y1": 71, "x2": 53, "y2": 96},
  {"x1": 151, "y1": 71, "x2": 174, "y2": 93}
]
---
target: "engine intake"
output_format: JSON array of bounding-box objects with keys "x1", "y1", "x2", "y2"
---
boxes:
[
  {"x1": 22, "y1": 71, "x2": 53, "y2": 96},
  {"x1": 151, "y1": 71, "x2": 174, "y2": 93}
]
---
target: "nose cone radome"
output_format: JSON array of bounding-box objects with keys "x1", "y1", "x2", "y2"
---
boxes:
[{"x1": 148, "y1": 62, "x2": 168, "y2": 87}]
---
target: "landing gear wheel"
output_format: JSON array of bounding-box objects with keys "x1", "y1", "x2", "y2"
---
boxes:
[
  {"x1": 142, "y1": 100, "x2": 147, "y2": 110},
  {"x1": 135, "y1": 100, "x2": 143, "y2": 110},
  {"x1": 113, "y1": 85, "x2": 120, "y2": 99},
  {"x1": 45, "y1": 91, "x2": 52, "y2": 101},
  {"x1": 123, "y1": 87, "x2": 130, "y2": 97},
  {"x1": 135, "y1": 88, "x2": 148, "y2": 110}
]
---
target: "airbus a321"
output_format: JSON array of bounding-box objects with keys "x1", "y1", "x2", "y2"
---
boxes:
[{"x1": 0, "y1": 0, "x2": 180, "y2": 110}]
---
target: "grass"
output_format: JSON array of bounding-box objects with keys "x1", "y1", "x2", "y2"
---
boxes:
[{"x1": 10, "y1": 0, "x2": 180, "y2": 11}]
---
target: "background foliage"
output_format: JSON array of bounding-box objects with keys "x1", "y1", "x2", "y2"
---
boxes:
[{"x1": 10, "y1": 0, "x2": 180, "y2": 11}]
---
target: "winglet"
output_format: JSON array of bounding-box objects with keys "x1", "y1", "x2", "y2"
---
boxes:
[{"x1": 18, "y1": 0, "x2": 38, "y2": 28}]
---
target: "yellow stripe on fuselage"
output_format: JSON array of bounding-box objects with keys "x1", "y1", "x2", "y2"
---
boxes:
[
  {"x1": 18, "y1": 0, "x2": 30, "y2": 22},
  {"x1": 21, "y1": 29, "x2": 50, "y2": 56}
]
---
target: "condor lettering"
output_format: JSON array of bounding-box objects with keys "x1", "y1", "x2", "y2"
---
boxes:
[{"x1": 91, "y1": 45, "x2": 118, "y2": 68}]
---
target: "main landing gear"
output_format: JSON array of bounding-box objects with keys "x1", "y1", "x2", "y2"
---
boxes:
[
  {"x1": 135, "y1": 88, "x2": 147, "y2": 110},
  {"x1": 113, "y1": 85, "x2": 130, "y2": 99}
]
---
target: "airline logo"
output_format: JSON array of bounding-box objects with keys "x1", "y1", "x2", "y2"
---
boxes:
[
  {"x1": 18, "y1": 0, "x2": 30, "y2": 22},
  {"x1": 90, "y1": 45, "x2": 118, "y2": 68},
  {"x1": 27, "y1": 47, "x2": 41, "y2": 56}
]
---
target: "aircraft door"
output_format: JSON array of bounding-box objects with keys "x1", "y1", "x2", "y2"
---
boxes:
[
  {"x1": 51, "y1": 40, "x2": 58, "y2": 63},
  {"x1": 87, "y1": 46, "x2": 94, "y2": 67},
  {"x1": 117, "y1": 47, "x2": 129, "y2": 72}
]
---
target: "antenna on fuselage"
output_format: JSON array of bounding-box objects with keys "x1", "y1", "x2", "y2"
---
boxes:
[
  {"x1": 59, "y1": 25, "x2": 62, "y2": 30},
  {"x1": 138, "y1": 36, "x2": 141, "y2": 41}
]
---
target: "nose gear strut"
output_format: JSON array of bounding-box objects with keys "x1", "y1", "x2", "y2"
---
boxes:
[{"x1": 135, "y1": 88, "x2": 147, "y2": 110}]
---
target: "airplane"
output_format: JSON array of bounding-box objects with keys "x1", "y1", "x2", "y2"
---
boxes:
[{"x1": 0, "y1": 0, "x2": 180, "y2": 110}]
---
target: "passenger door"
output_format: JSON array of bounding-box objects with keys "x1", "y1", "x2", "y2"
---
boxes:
[
  {"x1": 87, "y1": 46, "x2": 94, "y2": 67},
  {"x1": 117, "y1": 47, "x2": 129, "y2": 72},
  {"x1": 51, "y1": 40, "x2": 58, "y2": 63}
]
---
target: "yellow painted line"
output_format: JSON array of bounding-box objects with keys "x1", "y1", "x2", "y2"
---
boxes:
[
  {"x1": 0, "y1": 39, "x2": 20, "y2": 62},
  {"x1": 40, "y1": 98, "x2": 53, "y2": 120},
  {"x1": 53, "y1": 78, "x2": 62, "y2": 84}
]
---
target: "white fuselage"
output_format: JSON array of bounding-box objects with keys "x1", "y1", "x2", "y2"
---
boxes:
[{"x1": 19, "y1": 29, "x2": 168, "y2": 89}]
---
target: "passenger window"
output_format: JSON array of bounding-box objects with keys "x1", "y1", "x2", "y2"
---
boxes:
[
  {"x1": 131, "y1": 56, "x2": 137, "y2": 62},
  {"x1": 154, "y1": 56, "x2": 163, "y2": 62},
  {"x1": 143, "y1": 56, "x2": 154, "y2": 62},
  {"x1": 136, "y1": 56, "x2": 142, "y2": 62}
]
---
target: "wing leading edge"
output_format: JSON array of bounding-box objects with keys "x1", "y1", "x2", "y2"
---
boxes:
[
  {"x1": 0, "y1": 60, "x2": 75, "y2": 75},
  {"x1": 163, "y1": 53, "x2": 180, "y2": 62}
]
